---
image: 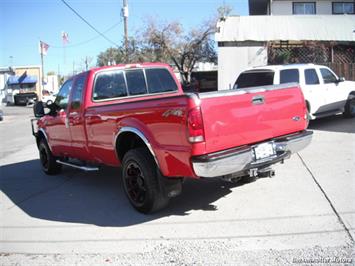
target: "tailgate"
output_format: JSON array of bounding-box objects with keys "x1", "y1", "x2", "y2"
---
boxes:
[{"x1": 199, "y1": 84, "x2": 307, "y2": 154}]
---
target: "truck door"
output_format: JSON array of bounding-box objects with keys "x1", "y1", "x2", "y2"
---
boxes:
[
  {"x1": 67, "y1": 73, "x2": 92, "y2": 160},
  {"x1": 303, "y1": 68, "x2": 324, "y2": 115},
  {"x1": 319, "y1": 67, "x2": 348, "y2": 113},
  {"x1": 46, "y1": 79, "x2": 73, "y2": 156}
]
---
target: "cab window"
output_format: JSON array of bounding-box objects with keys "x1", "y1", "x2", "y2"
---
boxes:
[
  {"x1": 125, "y1": 69, "x2": 147, "y2": 95},
  {"x1": 145, "y1": 68, "x2": 177, "y2": 93},
  {"x1": 55, "y1": 79, "x2": 73, "y2": 110},
  {"x1": 280, "y1": 69, "x2": 299, "y2": 84},
  {"x1": 93, "y1": 70, "x2": 128, "y2": 100},
  {"x1": 71, "y1": 74, "x2": 86, "y2": 110},
  {"x1": 304, "y1": 69, "x2": 320, "y2": 85},
  {"x1": 320, "y1": 68, "x2": 337, "y2": 84},
  {"x1": 234, "y1": 71, "x2": 274, "y2": 89}
]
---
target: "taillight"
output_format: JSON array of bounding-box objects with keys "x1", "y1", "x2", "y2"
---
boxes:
[{"x1": 187, "y1": 107, "x2": 205, "y2": 143}]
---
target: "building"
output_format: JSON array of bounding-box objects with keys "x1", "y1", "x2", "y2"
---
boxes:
[
  {"x1": 0, "y1": 67, "x2": 15, "y2": 105},
  {"x1": 249, "y1": 0, "x2": 355, "y2": 15},
  {"x1": 4, "y1": 65, "x2": 42, "y2": 104},
  {"x1": 216, "y1": 0, "x2": 355, "y2": 90}
]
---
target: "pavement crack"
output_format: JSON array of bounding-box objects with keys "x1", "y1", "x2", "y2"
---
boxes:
[
  {"x1": 7, "y1": 177, "x2": 74, "y2": 210},
  {"x1": 297, "y1": 153, "x2": 354, "y2": 243}
]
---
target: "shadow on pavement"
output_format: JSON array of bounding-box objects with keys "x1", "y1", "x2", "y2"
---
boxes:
[
  {"x1": 0, "y1": 159, "x2": 247, "y2": 227},
  {"x1": 308, "y1": 115, "x2": 355, "y2": 134}
]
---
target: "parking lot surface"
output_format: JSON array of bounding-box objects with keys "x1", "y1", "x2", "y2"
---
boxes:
[{"x1": 0, "y1": 106, "x2": 354, "y2": 265}]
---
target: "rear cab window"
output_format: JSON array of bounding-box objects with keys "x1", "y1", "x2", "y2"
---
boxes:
[
  {"x1": 234, "y1": 70, "x2": 275, "y2": 89},
  {"x1": 93, "y1": 70, "x2": 127, "y2": 100},
  {"x1": 280, "y1": 69, "x2": 299, "y2": 84},
  {"x1": 92, "y1": 67, "x2": 177, "y2": 102},
  {"x1": 145, "y1": 68, "x2": 178, "y2": 93}
]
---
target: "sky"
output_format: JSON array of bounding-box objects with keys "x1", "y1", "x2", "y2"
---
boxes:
[{"x1": 0, "y1": 0, "x2": 249, "y2": 76}]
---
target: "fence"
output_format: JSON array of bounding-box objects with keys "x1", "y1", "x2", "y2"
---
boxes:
[
  {"x1": 268, "y1": 42, "x2": 355, "y2": 81},
  {"x1": 325, "y1": 63, "x2": 355, "y2": 81}
]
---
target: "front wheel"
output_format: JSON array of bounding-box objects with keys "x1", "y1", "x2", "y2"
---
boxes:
[
  {"x1": 122, "y1": 148, "x2": 169, "y2": 214},
  {"x1": 38, "y1": 139, "x2": 62, "y2": 175},
  {"x1": 343, "y1": 95, "x2": 355, "y2": 118}
]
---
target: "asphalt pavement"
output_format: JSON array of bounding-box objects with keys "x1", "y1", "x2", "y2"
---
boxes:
[{"x1": 0, "y1": 106, "x2": 354, "y2": 265}]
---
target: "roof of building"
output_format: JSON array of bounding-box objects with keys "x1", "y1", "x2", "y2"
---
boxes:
[{"x1": 216, "y1": 15, "x2": 355, "y2": 42}]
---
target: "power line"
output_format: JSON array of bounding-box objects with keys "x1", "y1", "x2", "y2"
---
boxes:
[
  {"x1": 60, "y1": 0, "x2": 120, "y2": 48},
  {"x1": 48, "y1": 22, "x2": 121, "y2": 49}
]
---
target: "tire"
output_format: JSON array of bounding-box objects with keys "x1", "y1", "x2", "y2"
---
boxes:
[
  {"x1": 38, "y1": 139, "x2": 62, "y2": 175},
  {"x1": 122, "y1": 148, "x2": 169, "y2": 214},
  {"x1": 343, "y1": 95, "x2": 355, "y2": 118}
]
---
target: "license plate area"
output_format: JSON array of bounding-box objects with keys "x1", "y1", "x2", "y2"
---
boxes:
[{"x1": 253, "y1": 142, "x2": 276, "y2": 160}]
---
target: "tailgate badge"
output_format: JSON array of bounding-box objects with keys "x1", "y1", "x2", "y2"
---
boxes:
[{"x1": 292, "y1": 116, "x2": 300, "y2": 121}]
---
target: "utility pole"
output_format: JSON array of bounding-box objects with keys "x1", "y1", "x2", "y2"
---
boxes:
[
  {"x1": 85, "y1": 56, "x2": 88, "y2": 71},
  {"x1": 122, "y1": 0, "x2": 129, "y2": 63}
]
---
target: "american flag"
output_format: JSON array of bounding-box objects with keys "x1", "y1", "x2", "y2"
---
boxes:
[
  {"x1": 39, "y1": 41, "x2": 49, "y2": 55},
  {"x1": 62, "y1": 32, "x2": 69, "y2": 45}
]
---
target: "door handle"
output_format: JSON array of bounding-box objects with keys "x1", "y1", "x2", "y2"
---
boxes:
[
  {"x1": 86, "y1": 114, "x2": 102, "y2": 125},
  {"x1": 252, "y1": 95, "x2": 265, "y2": 105},
  {"x1": 69, "y1": 111, "x2": 79, "y2": 117}
]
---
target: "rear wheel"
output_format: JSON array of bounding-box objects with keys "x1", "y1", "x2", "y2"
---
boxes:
[
  {"x1": 38, "y1": 139, "x2": 62, "y2": 175},
  {"x1": 343, "y1": 95, "x2": 355, "y2": 118},
  {"x1": 122, "y1": 148, "x2": 169, "y2": 213}
]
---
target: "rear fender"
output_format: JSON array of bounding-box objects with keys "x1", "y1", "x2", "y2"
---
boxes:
[{"x1": 114, "y1": 118, "x2": 161, "y2": 169}]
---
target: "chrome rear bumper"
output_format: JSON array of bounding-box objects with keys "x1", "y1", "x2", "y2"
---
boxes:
[{"x1": 192, "y1": 130, "x2": 313, "y2": 178}]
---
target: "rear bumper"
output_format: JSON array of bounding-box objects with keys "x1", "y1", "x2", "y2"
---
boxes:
[{"x1": 192, "y1": 130, "x2": 313, "y2": 178}]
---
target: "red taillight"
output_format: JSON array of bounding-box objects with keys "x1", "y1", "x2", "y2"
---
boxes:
[{"x1": 187, "y1": 107, "x2": 205, "y2": 143}]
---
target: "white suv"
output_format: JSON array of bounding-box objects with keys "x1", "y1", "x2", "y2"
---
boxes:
[{"x1": 234, "y1": 64, "x2": 355, "y2": 119}]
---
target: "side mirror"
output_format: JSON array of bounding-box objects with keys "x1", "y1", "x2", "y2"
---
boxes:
[
  {"x1": 338, "y1": 77, "x2": 345, "y2": 82},
  {"x1": 33, "y1": 101, "x2": 45, "y2": 118}
]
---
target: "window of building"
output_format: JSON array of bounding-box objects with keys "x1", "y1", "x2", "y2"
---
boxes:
[
  {"x1": 145, "y1": 68, "x2": 178, "y2": 93},
  {"x1": 293, "y1": 2, "x2": 316, "y2": 14},
  {"x1": 280, "y1": 69, "x2": 300, "y2": 84},
  {"x1": 332, "y1": 2, "x2": 354, "y2": 14},
  {"x1": 93, "y1": 71, "x2": 127, "y2": 100},
  {"x1": 125, "y1": 69, "x2": 147, "y2": 96},
  {"x1": 304, "y1": 69, "x2": 320, "y2": 85},
  {"x1": 320, "y1": 68, "x2": 338, "y2": 84}
]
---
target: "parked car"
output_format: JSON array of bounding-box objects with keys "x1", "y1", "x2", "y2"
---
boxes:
[
  {"x1": 14, "y1": 92, "x2": 38, "y2": 106},
  {"x1": 234, "y1": 64, "x2": 355, "y2": 119},
  {"x1": 31, "y1": 63, "x2": 312, "y2": 213},
  {"x1": 0, "y1": 109, "x2": 3, "y2": 121},
  {"x1": 41, "y1": 91, "x2": 57, "y2": 106}
]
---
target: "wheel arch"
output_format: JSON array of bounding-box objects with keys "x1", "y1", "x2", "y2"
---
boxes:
[
  {"x1": 115, "y1": 127, "x2": 160, "y2": 168},
  {"x1": 36, "y1": 128, "x2": 52, "y2": 151}
]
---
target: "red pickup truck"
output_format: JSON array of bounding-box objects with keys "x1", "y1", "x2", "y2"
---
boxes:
[{"x1": 32, "y1": 63, "x2": 312, "y2": 213}]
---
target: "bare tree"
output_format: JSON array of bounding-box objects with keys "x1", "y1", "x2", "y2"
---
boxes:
[{"x1": 140, "y1": 18, "x2": 216, "y2": 84}]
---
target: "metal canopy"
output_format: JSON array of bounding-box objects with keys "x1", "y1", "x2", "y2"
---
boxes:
[{"x1": 216, "y1": 15, "x2": 355, "y2": 42}]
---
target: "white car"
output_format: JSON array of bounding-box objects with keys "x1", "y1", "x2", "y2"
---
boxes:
[{"x1": 234, "y1": 64, "x2": 355, "y2": 119}]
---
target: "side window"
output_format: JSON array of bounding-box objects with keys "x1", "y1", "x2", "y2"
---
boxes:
[
  {"x1": 93, "y1": 71, "x2": 127, "y2": 100},
  {"x1": 234, "y1": 71, "x2": 274, "y2": 89},
  {"x1": 71, "y1": 74, "x2": 86, "y2": 110},
  {"x1": 125, "y1": 69, "x2": 147, "y2": 95},
  {"x1": 280, "y1": 69, "x2": 299, "y2": 84},
  {"x1": 145, "y1": 68, "x2": 178, "y2": 93},
  {"x1": 304, "y1": 69, "x2": 319, "y2": 85},
  {"x1": 54, "y1": 80, "x2": 73, "y2": 110},
  {"x1": 320, "y1": 68, "x2": 337, "y2": 84}
]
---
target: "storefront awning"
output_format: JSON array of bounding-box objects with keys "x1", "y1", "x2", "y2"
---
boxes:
[{"x1": 7, "y1": 75, "x2": 37, "y2": 85}]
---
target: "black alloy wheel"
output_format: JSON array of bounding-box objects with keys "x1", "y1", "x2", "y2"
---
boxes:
[
  {"x1": 122, "y1": 148, "x2": 169, "y2": 213},
  {"x1": 38, "y1": 139, "x2": 62, "y2": 175}
]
